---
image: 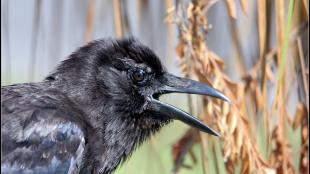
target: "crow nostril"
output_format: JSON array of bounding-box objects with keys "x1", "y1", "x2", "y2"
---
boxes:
[{"x1": 152, "y1": 93, "x2": 160, "y2": 100}]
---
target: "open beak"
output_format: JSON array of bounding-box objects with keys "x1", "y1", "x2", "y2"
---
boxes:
[{"x1": 148, "y1": 73, "x2": 230, "y2": 137}]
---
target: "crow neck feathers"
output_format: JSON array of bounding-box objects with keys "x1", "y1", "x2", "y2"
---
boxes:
[{"x1": 45, "y1": 38, "x2": 170, "y2": 172}]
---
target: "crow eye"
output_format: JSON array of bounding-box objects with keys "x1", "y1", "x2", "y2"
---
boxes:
[{"x1": 131, "y1": 69, "x2": 146, "y2": 82}]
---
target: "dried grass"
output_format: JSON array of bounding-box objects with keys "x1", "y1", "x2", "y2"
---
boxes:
[
  {"x1": 85, "y1": 0, "x2": 95, "y2": 42},
  {"x1": 166, "y1": 0, "x2": 309, "y2": 173}
]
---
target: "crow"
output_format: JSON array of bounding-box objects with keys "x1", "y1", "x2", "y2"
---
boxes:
[{"x1": 1, "y1": 38, "x2": 229, "y2": 174}]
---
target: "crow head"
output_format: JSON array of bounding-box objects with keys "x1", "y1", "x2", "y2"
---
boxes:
[{"x1": 48, "y1": 38, "x2": 230, "y2": 137}]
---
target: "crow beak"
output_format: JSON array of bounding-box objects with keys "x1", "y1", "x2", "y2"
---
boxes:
[{"x1": 149, "y1": 73, "x2": 230, "y2": 137}]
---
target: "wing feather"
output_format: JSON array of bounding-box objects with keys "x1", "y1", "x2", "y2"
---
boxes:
[{"x1": 1, "y1": 85, "x2": 87, "y2": 174}]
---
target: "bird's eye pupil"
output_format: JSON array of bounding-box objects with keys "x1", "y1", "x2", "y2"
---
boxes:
[{"x1": 132, "y1": 69, "x2": 145, "y2": 82}]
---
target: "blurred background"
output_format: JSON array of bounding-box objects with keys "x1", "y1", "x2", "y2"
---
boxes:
[{"x1": 1, "y1": 0, "x2": 309, "y2": 173}]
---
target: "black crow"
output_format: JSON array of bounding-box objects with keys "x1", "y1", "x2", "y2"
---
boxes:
[{"x1": 1, "y1": 38, "x2": 229, "y2": 174}]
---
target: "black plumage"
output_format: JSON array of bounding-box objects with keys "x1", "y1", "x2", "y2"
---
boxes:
[{"x1": 1, "y1": 38, "x2": 229, "y2": 174}]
